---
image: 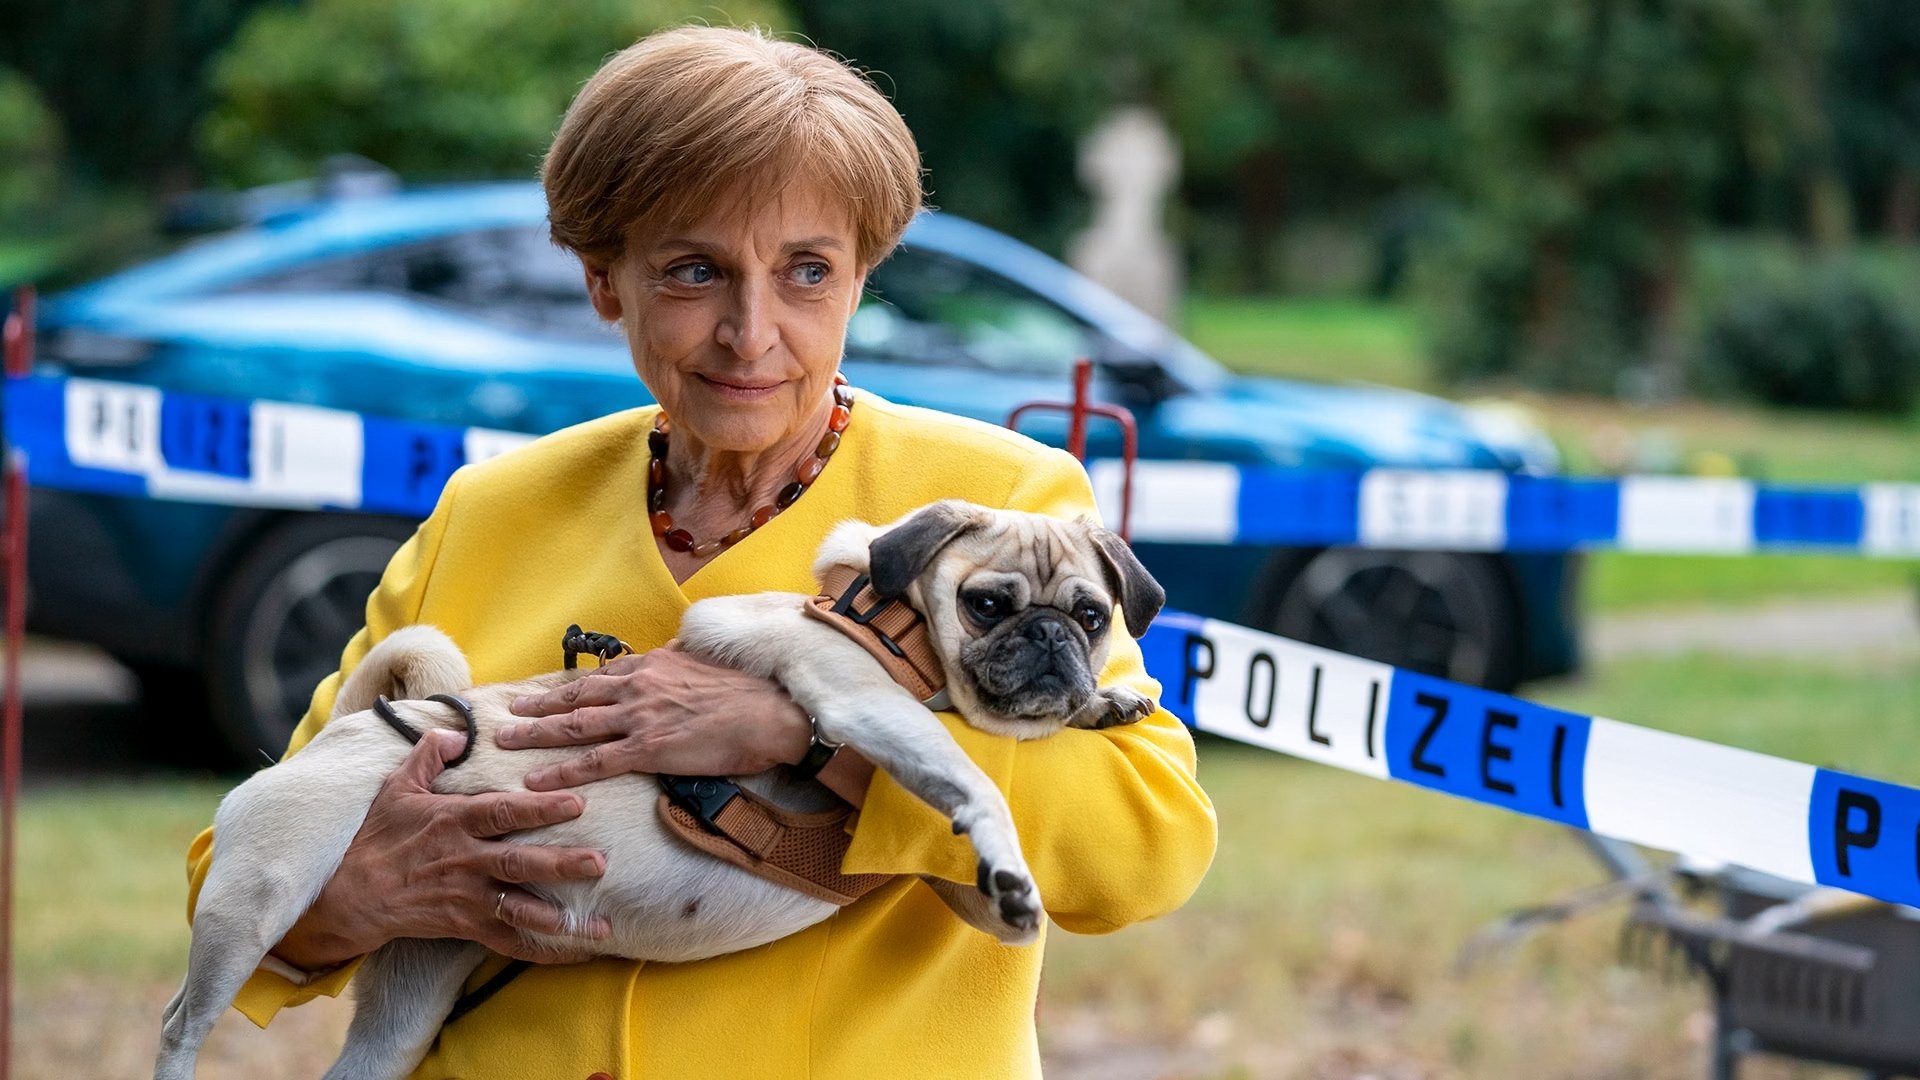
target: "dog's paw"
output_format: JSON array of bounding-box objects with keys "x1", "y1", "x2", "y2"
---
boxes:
[
  {"x1": 1070, "y1": 686, "x2": 1155, "y2": 730},
  {"x1": 975, "y1": 857, "x2": 1042, "y2": 939}
]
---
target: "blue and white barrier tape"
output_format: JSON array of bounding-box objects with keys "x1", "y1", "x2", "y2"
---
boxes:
[
  {"x1": 3, "y1": 376, "x2": 532, "y2": 518},
  {"x1": 9, "y1": 375, "x2": 1918, "y2": 557},
  {"x1": 7, "y1": 374, "x2": 1920, "y2": 906},
  {"x1": 1140, "y1": 613, "x2": 1920, "y2": 908},
  {"x1": 1092, "y1": 459, "x2": 1920, "y2": 556}
]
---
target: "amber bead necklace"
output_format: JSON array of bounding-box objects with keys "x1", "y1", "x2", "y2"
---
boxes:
[{"x1": 648, "y1": 372, "x2": 854, "y2": 558}]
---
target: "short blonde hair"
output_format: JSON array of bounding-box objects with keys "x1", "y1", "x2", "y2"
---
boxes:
[{"x1": 542, "y1": 26, "x2": 924, "y2": 270}]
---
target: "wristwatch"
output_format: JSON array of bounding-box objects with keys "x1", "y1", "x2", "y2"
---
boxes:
[{"x1": 793, "y1": 714, "x2": 841, "y2": 779}]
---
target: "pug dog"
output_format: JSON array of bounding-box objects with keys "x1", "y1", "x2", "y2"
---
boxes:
[{"x1": 155, "y1": 500, "x2": 1165, "y2": 1080}]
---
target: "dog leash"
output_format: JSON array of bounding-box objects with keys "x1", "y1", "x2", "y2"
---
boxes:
[{"x1": 371, "y1": 693, "x2": 479, "y2": 767}]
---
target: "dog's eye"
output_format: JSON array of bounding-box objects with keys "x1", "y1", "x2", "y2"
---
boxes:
[
  {"x1": 965, "y1": 593, "x2": 1005, "y2": 621},
  {"x1": 1075, "y1": 603, "x2": 1107, "y2": 635}
]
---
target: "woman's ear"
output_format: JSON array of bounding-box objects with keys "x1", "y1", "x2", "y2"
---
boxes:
[{"x1": 582, "y1": 256, "x2": 624, "y2": 323}]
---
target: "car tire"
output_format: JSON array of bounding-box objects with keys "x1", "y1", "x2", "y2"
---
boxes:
[
  {"x1": 204, "y1": 515, "x2": 416, "y2": 761},
  {"x1": 1263, "y1": 549, "x2": 1522, "y2": 691}
]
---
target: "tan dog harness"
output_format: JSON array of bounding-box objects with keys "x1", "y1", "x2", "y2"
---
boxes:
[{"x1": 652, "y1": 565, "x2": 944, "y2": 906}]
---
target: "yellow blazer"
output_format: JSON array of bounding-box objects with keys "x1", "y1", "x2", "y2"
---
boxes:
[{"x1": 184, "y1": 393, "x2": 1217, "y2": 1079}]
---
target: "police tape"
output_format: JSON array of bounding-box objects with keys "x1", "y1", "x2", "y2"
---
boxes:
[
  {"x1": 10, "y1": 374, "x2": 1920, "y2": 558},
  {"x1": 7, "y1": 373, "x2": 1920, "y2": 908},
  {"x1": 3, "y1": 375, "x2": 532, "y2": 517},
  {"x1": 1139, "y1": 611, "x2": 1920, "y2": 909},
  {"x1": 1092, "y1": 459, "x2": 1920, "y2": 556}
]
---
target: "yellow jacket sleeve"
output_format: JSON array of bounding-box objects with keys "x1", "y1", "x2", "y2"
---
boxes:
[
  {"x1": 842, "y1": 448, "x2": 1218, "y2": 933},
  {"x1": 181, "y1": 471, "x2": 464, "y2": 1027}
]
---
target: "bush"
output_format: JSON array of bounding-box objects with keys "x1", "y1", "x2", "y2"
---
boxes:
[
  {"x1": 201, "y1": 0, "x2": 789, "y2": 185},
  {"x1": 1692, "y1": 255, "x2": 1920, "y2": 414},
  {"x1": 0, "y1": 67, "x2": 61, "y2": 228}
]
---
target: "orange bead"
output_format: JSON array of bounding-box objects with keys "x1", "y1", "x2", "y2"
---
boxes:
[
  {"x1": 650, "y1": 511, "x2": 673, "y2": 536},
  {"x1": 827, "y1": 404, "x2": 850, "y2": 433},
  {"x1": 653, "y1": 414, "x2": 671, "y2": 435},
  {"x1": 832, "y1": 370, "x2": 848, "y2": 386},
  {"x1": 795, "y1": 455, "x2": 827, "y2": 484},
  {"x1": 751, "y1": 505, "x2": 778, "y2": 528}
]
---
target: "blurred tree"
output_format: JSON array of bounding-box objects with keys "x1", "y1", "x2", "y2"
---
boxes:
[
  {"x1": 791, "y1": 0, "x2": 1083, "y2": 254},
  {"x1": 0, "y1": 66, "x2": 62, "y2": 228},
  {"x1": 200, "y1": 0, "x2": 788, "y2": 185},
  {"x1": 1828, "y1": 0, "x2": 1920, "y2": 240},
  {"x1": 1001, "y1": 0, "x2": 1452, "y2": 291},
  {"x1": 1427, "y1": 0, "x2": 1784, "y2": 394},
  {"x1": 0, "y1": 0, "x2": 270, "y2": 187}
]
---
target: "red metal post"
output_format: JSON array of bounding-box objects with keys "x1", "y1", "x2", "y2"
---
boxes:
[
  {"x1": 1065, "y1": 358, "x2": 1092, "y2": 460},
  {"x1": 1, "y1": 284, "x2": 34, "y2": 1080},
  {"x1": 1004, "y1": 357, "x2": 1139, "y2": 542}
]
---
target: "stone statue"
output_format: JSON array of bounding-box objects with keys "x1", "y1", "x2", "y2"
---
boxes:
[{"x1": 1068, "y1": 106, "x2": 1183, "y2": 323}]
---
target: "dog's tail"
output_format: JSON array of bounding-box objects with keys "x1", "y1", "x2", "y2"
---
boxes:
[{"x1": 331, "y1": 625, "x2": 473, "y2": 720}]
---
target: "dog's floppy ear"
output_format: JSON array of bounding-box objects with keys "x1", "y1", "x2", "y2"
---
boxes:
[
  {"x1": 868, "y1": 500, "x2": 984, "y2": 598},
  {"x1": 1085, "y1": 523, "x2": 1165, "y2": 637}
]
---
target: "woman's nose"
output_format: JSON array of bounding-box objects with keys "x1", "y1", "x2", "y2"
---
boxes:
[{"x1": 715, "y1": 279, "x2": 779, "y2": 359}]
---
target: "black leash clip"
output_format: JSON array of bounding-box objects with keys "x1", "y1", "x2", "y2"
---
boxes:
[
  {"x1": 562, "y1": 623, "x2": 633, "y2": 670},
  {"x1": 659, "y1": 774, "x2": 741, "y2": 836}
]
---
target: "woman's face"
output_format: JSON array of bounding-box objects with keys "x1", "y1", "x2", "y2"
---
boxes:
[{"x1": 582, "y1": 178, "x2": 868, "y2": 455}]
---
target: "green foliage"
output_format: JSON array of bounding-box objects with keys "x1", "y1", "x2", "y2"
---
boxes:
[
  {"x1": 0, "y1": 67, "x2": 62, "y2": 229},
  {"x1": 790, "y1": 0, "x2": 1084, "y2": 254},
  {"x1": 200, "y1": 0, "x2": 790, "y2": 186},
  {"x1": 1001, "y1": 0, "x2": 1453, "y2": 288},
  {"x1": 0, "y1": 0, "x2": 272, "y2": 183},
  {"x1": 1424, "y1": 0, "x2": 1764, "y2": 393},
  {"x1": 1691, "y1": 254, "x2": 1920, "y2": 413}
]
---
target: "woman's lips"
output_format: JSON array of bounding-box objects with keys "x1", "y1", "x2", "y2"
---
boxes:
[{"x1": 695, "y1": 373, "x2": 785, "y2": 402}]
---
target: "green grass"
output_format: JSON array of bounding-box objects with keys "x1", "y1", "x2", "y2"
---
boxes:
[
  {"x1": 1180, "y1": 296, "x2": 1430, "y2": 391},
  {"x1": 1181, "y1": 296, "x2": 1920, "y2": 613},
  {"x1": 17, "y1": 780, "x2": 226, "y2": 984}
]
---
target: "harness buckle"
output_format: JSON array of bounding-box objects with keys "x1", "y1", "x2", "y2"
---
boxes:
[{"x1": 659, "y1": 774, "x2": 741, "y2": 835}]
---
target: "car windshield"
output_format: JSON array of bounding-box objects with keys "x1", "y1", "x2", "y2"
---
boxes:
[
  {"x1": 229, "y1": 225, "x2": 606, "y2": 339},
  {"x1": 850, "y1": 247, "x2": 1107, "y2": 376}
]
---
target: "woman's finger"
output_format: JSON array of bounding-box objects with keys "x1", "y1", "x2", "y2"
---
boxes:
[
  {"x1": 521, "y1": 742, "x2": 637, "y2": 792},
  {"x1": 507, "y1": 671, "x2": 627, "y2": 718},
  {"x1": 495, "y1": 704, "x2": 629, "y2": 750},
  {"x1": 383, "y1": 729, "x2": 464, "y2": 795},
  {"x1": 486, "y1": 842, "x2": 606, "y2": 885},
  {"x1": 492, "y1": 886, "x2": 613, "y2": 944},
  {"x1": 458, "y1": 789, "x2": 585, "y2": 837}
]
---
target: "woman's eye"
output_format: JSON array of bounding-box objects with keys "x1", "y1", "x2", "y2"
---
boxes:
[
  {"x1": 1075, "y1": 604, "x2": 1106, "y2": 634},
  {"x1": 789, "y1": 262, "x2": 829, "y2": 286},
  {"x1": 668, "y1": 262, "x2": 716, "y2": 285},
  {"x1": 965, "y1": 593, "x2": 1004, "y2": 621}
]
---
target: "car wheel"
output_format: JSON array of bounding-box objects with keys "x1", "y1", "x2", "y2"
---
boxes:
[
  {"x1": 1265, "y1": 549, "x2": 1521, "y2": 690},
  {"x1": 205, "y1": 516, "x2": 415, "y2": 761}
]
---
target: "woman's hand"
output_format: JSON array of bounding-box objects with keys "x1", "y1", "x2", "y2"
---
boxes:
[
  {"x1": 270, "y1": 731, "x2": 614, "y2": 972},
  {"x1": 496, "y1": 646, "x2": 811, "y2": 789}
]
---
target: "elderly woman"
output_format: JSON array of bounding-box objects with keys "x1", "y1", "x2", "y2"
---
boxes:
[{"x1": 182, "y1": 25, "x2": 1214, "y2": 1079}]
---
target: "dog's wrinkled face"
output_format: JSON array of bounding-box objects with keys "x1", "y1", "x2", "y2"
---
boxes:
[{"x1": 858, "y1": 501, "x2": 1164, "y2": 739}]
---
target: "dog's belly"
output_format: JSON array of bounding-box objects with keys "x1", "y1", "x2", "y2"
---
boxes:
[
  {"x1": 516, "y1": 776, "x2": 840, "y2": 963},
  {"x1": 424, "y1": 735, "x2": 841, "y2": 965}
]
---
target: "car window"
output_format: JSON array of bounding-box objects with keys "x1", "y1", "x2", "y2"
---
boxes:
[
  {"x1": 232, "y1": 226, "x2": 605, "y2": 339},
  {"x1": 851, "y1": 247, "x2": 1107, "y2": 375}
]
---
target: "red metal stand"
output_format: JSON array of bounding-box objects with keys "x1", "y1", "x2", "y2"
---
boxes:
[
  {"x1": 1005, "y1": 358, "x2": 1139, "y2": 541},
  {"x1": 0, "y1": 284, "x2": 34, "y2": 1080}
]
